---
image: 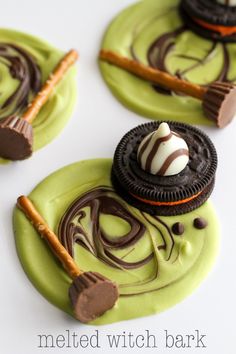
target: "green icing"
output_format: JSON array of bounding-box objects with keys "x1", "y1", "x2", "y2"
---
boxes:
[
  {"x1": 0, "y1": 28, "x2": 77, "y2": 164},
  {"x1": 99, "y1": 0, "x2": 236, "y2": 124},
  {"x1": 13, "y1": 159, "x2": 219, "y2": 325}
]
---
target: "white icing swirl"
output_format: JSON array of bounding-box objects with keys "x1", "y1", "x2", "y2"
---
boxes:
[
  {"x1": 216, "y1": 0, "x2": 236, "y2": 6},
  {"x1": 137, "y1": 122, "x2": 189, "y2": 176}
]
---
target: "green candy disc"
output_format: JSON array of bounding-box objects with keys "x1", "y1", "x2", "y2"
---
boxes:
[
  {"x1": 0, "y1": 28, "x2": 77, "y2": 164},
  {"x1": 100, "y1": 0, "x2": 236, "y2": 124},
  {"x1": 13, "y1": 159, "x2": 219, "y2": 325}
]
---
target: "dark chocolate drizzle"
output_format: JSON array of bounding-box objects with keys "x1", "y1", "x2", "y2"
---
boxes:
[
  {"x1": 0, "y1": 43, "x2": 41, "y2": 118},
  {"x1": 147, "y1": 26, "x2": 186, "y2": 95},
  {"x1": 58, "y1": 187, "x2": 153, "y2": 270}
]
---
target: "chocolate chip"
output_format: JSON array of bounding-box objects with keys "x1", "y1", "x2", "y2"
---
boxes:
[
  {"x1": 172, "y1": 222, "x2": 185, "y2": 235},
  {"x1": 193, "y1": 217, "x2": 208, "y2": 229}
]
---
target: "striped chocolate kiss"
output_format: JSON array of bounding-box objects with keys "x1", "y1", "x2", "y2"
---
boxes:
[{"x1": 137, "y1": 122, "x2": 189, "y2": 176}]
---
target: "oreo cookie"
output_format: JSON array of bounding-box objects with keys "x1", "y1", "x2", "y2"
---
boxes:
[
  {"x1": 180, "y1": 0, "x2": 236, "y2": 42},
  {"x1": 112, "y1": 121, "x2": 217, "y2": 216}
]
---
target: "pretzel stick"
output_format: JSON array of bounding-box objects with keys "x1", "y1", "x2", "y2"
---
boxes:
[
  {"x1": 17, "y1": 196, "x2": 81, "y2": 279},
  {"x1": 99, "y1": 49, "x2": 206, "y2": 100},
  {"x1": 99, "y1": 49, "x2": 236, "y2": 128},
  {"x1": 22, "y1": 49, "x2": 79, "y2": 124}
]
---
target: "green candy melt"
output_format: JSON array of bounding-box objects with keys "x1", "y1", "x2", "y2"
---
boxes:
[
  {"x1": 0, "y1": 28, "x2": 77, "y2": 164},
  {"x1": 100, "y1": 0, "x2": 236, "y2": 125},
  {"x1": 13, "y1": 159, "x2": 219, "y2": 325}
]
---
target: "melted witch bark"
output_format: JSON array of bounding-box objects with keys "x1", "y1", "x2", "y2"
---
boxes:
[
  {"x1": 0, "y1": 49, "x2": 78, "y2": 161},
  {"x1": 0, "y1": 29, "x2": 77, "y2": 163},
  {"x1": 14, "y1": 159, "x2": 219, "y2": 324},
  {"x1": 100, "y1": 0, "x2": 236, "y2": 124}
]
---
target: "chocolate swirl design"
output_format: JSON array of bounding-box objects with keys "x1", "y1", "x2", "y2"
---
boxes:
[
  {"x1": 58, "y1": 187, "x2": 180, "y2": 296},
  {"x1": 59, "y1": 187, "x2": 151, "y2": 269},
  {"x1": 0, "y1": 43, "x2": 41, "y2": 118}
]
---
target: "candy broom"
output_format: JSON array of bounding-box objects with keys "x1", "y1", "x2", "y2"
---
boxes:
[
  {"x1": 100, "y1": 50, "x2": 236, "y2": 128},
  {"x1": 17, "y1": 196, "x2": 119, "y2": 323},
  {"x1": 0, "y1": 49, "x2": 78, "y2": 160}
]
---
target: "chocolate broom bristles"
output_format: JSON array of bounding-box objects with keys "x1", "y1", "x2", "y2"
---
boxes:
[
  {"x1": 0, "y1": 49, "x2": 78, "y2": 161},
  {"x1": 99, "y1": 49, "x2": 236, "y2": 128},
  {"x1": 17, "y1": 196, "x2": 119, "y2": 323}
]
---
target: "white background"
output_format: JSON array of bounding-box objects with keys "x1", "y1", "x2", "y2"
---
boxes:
[{"x1": 0, "y1": 1, "x2": 236, "y2": 353}]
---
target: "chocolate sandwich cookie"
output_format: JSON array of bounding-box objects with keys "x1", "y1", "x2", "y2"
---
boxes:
[
  {"x1": 180, "y1": 0, "x2": 236, "y2": 42},
  {"x1": 112, "y1": 121, "x2": 217, "y2": 216}
]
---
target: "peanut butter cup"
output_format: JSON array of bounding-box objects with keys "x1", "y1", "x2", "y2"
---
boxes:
[{"x1": 112, "y1": 121, "x2": 217, "y2": 216}]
